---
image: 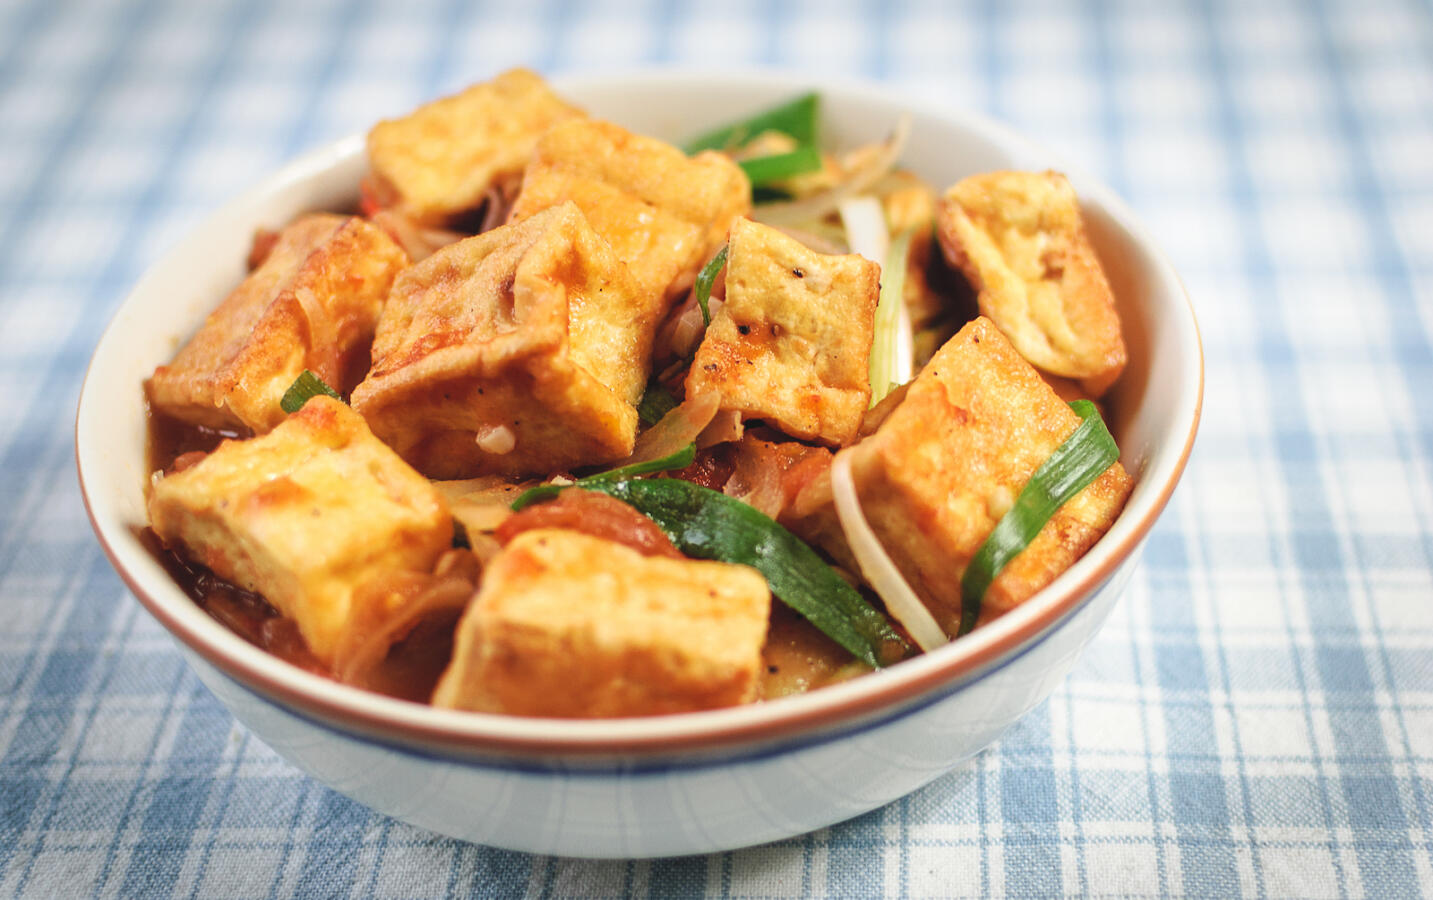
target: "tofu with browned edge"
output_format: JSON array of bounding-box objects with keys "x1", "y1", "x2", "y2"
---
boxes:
[
  {"x1": 432, "y1": 529, "x2": 771, "y2": 717},
  {"x1": 147, "y1": 214, "x2": 407, "y2": 434},
  {"x1": 366, "y1": 68, "x2": 584, "y2": 225},
  {"x1": 686, "y1": 217, "x2": 879, "y2": 446},
  {"x1": 350, "y1": 203, "x2": 649, "y2": 479},
  {"x1": 837, "y1": 317, "x2": 1131, "y2": 634},
  {"x1": 147, "y1": 396, "x2": 453, "y2": 667},
  {"x1": 509, "y1": 118, "x2": 749, "y2": 308},
  {"x1": 936, "y1": 171, "x2": 1126, "y2": 396}
]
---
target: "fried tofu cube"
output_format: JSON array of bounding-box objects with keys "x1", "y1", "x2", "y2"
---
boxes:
[
  {"x1": 839, "y1": 317, "x2": 1132, "y2": 634},
  {"x1": 366, "y1": 68, "x2": 584, "y2": 225},
  {"x1": 147, "y1": 397, "x2": 453, "y2": 667},
  {"x1": 432, "y1": 529, "x2": 771, "y2": 717},
  {"x1": 350, "y1": 202, "x2": 649, "y2": 479},
  {"x1": 147, "y1": 214, "x2": 407, "y2": 434},
  {"x1": 509, "y1": 118, "x2": 750, "y2": 307},
  {"x1": 686, "y1": 218, "x2": 879, "y2": 446},
  {"x1": 936, "y1": 171, "x2": 1125, "y2": 396}
]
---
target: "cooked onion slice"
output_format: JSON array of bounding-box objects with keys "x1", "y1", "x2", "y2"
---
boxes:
[
  {"x1": 830, "y1": 449, "x2": 948, "y2": 652},
  {"x1": 292, "y1": 287, "x2": 341, "y2": 390},
  {"x1": 369, "y1": 209, "x2": 464, "y2": 262},
  {"x1": 627, "y1": 390, "x2": 721, "y2": 465},
  {"x1": 332, "y1": 556, "x2": 480, "y2": 695}
]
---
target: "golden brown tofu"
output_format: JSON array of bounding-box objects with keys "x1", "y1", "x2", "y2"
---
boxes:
[
  {"x1": 350, "y1": 203, "x2": 650, "y2": 479},
  {"x1": 366, "y1": 68, "x2": 584, "y2": 225},
  {"x1": 432, "y1": 529, "x2": 771, "y2": 717},
  {"x1": 686, "y1": 218, "x2": 879, "y2": 446},
  {"x1": 146, "y1": 215, "x2": 407, "y2": 434},
  {"x1": 936, "y1": 171, "x2": 1125, "y2": 396},
  {"x1": 836, "y1": 317, "x2": 1132, "y2": 634},
  {"x1": 509, "y1": 118, "x2": 750, "y2": 307},
  {"x1": 147, "y1": 397, "x2": 453, "y2": 667}
]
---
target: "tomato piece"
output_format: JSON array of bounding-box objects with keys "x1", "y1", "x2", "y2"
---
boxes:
[{"x1": 496, "y1": 488, "x2": 683, "y2": 559}]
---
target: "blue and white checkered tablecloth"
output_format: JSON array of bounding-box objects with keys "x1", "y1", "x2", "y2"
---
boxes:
[{"x1": 3, "y1": 0, "x2": 1431, "y2": 896}]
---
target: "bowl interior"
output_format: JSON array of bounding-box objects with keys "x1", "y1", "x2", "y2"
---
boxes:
[{"x1": 76, "y1": 69, "x2": 1201, "y2": 758}]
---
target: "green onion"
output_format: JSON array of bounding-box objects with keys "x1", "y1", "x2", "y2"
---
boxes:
[
  {"x1": 868, "y1": 230, "x2": 913, "y2": 406},
  {"x1": 584, "y1": 478, "x2": 911, "y2": 668},
  {"x1": 752, "y1": 186, "x2": 794, "y2": 204},
  {"x1": 684, "y1": 92, "x2": 820, "y2": 154},
  {"x1": 695, "y1": 244, "x2": 727, "y2": 327},
  {"x1": 511, "y1": 444, "x2": 697, "y2": 510},
  {"x1": 957, "y1": 400, "x2": 1120, "y2": 635},
  {"x1": 637, "y1": 381, "x2": 679, "y2": 426},
  {"x1": 279, "y1": 369, "x2": 341, "y2": 414},
  {"x1": 738, "y1": 146, "x2": 823, "y2": 187}
]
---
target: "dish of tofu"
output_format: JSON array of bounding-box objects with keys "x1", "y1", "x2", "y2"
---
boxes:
[{"x1": 140, "y1": 69, "x2": 1134, "y2": 720}]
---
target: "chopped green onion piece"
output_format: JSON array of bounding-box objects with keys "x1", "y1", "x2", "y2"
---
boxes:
[
  {"x1": 868, "y1": 230, "x2": 913, "y2": 406},
  {"x1": 738, "y1": 146, "x2": 823, "y2": 187},
  {"x1": 958, "y1": 400, "x2": 1120, "y2": 635},
  {"x1": 583, "y1": 478, "x2": 912, "y2": 668},
  {"x1": 279, "y1": 369, "x2": 341, "y2": 414},
  {"x1": 752, "y1": 186, "x2": 794, "y2": 205},
  {"x1": 684, "y1": 92, "x2": 820, "y2": 154},
  {"x1": 637, "y1": 381, "x2": 679, "y2": 426},
  {"x1": 695, "y1": 244, "x2": 727, "y2": 327},
  {"x1": 510, "y1": 444, "x2": 697, "y2": 510}
]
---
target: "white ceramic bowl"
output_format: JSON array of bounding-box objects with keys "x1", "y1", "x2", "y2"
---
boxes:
[{"x1": 76, "y1": 69, "x2": 1202, "y2": 858}]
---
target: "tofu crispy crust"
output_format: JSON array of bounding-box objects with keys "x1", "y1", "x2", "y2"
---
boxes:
[
  {"x1": 509, "y1": 118, "x2": 750, "y2": 308},
  {"x1": 841, "y1": 317, "x2": 1132, "y2": 634},
  {"x1": 687, "y1": 218, "x2": 879, "y2": 446},
  {"x1": 936, "y1": 171, "x2": 1125, "y2": 396},
  {"x1": 366, "y1": 68, "x2": 584, "y2": 225},
  {"x1": 147, "y1": 214, "x2": 407, "y2": 434},
  {"x1": 350, "y1": 203, "x2": 650, "y2": 479},
  {"x1": 147, "y1": 397, "x2": 453, "y2": 667},
  {"x1": 432, "y1": 529, "x2": 771, "y2": 717}
]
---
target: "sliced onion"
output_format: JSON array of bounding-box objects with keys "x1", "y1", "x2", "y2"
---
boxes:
[
  {"x1": 449, "y1": 499, "x2": 513, "y2": 534},
  {"x1": 478, "y1": 176, "x2": 520, "y2": 233},
  {"x1": 292, "y1": 286, "x2": 341, "y2": 387},
  {"x1": 430, "y1": 475, "x2": 531, "y2": 507},
  {"x1": 626, "y1": 389, "x2": 721, "y2": 465},
  {"x1": 696, "y1": 407, "x2": 744, "y2": 448},
  {"x1": 829, "y1": 449, "x2": 948, "y2": 652},
  {"x1": 332, "y1": 558, "x2": 479, "y2": 689},
  {"x1": 751, "y1": 115, "x2": 912, "y2": 227},
  {"x1": 662, "y1": 295, "x2": 715, "y2": 360},
  {"x1": 370, "y1": 209, "x2": 463, "y2": 262}
]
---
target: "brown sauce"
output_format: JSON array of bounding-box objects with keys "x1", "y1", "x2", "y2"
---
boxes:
[
  {"x1": 759, "y1": 603, "x2": 869, "y2": 699},
  {"x1": 134, "y1": 526, "x2": 327, "y2": 676},
  {"x1": 142, "y1": 396, "x2": 852, "y2": 706},
  {"x1": 144, "y1": 405, "x2": 248, "y2": 485}
]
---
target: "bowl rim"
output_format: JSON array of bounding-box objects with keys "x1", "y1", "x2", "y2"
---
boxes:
[{"x1": 76, "y1": 66, "x2": 1204, "y2": 762}]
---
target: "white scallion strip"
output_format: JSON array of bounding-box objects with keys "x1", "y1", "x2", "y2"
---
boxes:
[
  {"x1": 891, "y1": 241, "x2": 915, "y2": 392},
  {"x1": 830, "y1": 450, "x2": 949, "y2": 652},
  {"x1": 867, "y1": 230, "x2": 914, "y2": 406},
  {"x1": 838, "y1": 195, "x2": 889, "y2": 269}
]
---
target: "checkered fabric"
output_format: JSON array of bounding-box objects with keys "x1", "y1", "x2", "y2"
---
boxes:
[{"x1": 2, "y1": 0, "x2": 1431, "y2": 895}]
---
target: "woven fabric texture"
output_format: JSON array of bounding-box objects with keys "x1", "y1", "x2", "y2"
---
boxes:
[{"x1": 2, "y1": 0, "x2": 1431, "y2": 896}]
